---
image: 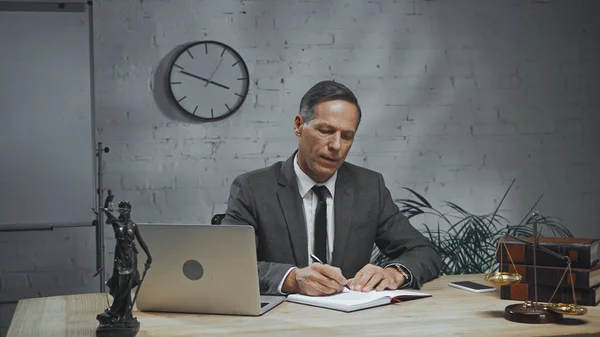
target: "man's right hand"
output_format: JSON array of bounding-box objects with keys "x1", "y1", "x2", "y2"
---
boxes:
[{"x1": 282, "y1": 263, "x2": 347, "y2": 295}]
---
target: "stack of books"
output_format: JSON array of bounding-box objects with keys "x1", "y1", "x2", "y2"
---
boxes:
[{"x1": 498, "y1": 237, "x2": 600, "y2": 306}]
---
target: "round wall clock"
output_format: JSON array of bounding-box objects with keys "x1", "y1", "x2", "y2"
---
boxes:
[{"x1": 167, "y1": 41, "x2": 250, "y2": 121}]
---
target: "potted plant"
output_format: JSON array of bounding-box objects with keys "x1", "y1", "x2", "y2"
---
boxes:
[{"x1": 372, "y1": 180, "x2": 573, "y2": 275}]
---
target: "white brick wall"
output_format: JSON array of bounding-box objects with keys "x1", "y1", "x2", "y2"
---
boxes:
[
  {"x1": 2, "y1": 0, "x2": 599, "y2": 334},
  {"x1": 0, "y1": 227, "x2": 97, "y2": 336}
]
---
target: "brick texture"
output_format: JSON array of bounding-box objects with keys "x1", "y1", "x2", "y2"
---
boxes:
[{"x1": 2, "y1": 0, "x2": 599, "y2": 335}]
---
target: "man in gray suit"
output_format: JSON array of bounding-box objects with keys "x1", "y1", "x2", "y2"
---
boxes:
[{"x1": 223, "y1": 80, "x2": 441, "y2": 296}]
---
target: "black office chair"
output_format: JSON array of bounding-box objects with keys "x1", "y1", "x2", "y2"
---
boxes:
[{"x1": 211, "y1": 213, "x2": 226, "y2": 225}]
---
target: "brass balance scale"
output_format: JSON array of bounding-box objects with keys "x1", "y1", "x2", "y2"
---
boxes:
[{"x1": 484, "y1": 212, "x2": 588, "y2": 323}]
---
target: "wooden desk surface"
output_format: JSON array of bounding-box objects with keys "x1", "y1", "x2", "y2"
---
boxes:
[{"x1": 7, "y1": 274, "x2": 600, "y2": 337}]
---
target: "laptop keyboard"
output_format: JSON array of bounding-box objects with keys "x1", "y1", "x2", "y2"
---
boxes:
[{"x1": 260, "y1": 302, "x2": 269, "y2": 308}]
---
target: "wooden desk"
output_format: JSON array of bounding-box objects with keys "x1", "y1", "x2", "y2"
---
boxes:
[{"x1": 7, "y1": 274, "x2": 600, "y2": 336}]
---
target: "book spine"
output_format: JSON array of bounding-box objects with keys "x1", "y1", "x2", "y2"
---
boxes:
[
  {"x1": 499, "y1": 242, "x2": 594, "y2": 268},
  {"x1": 500, "y1": 284, "x2": 598, "y2": 306},
  {"x1": 500, "y1": 263, "x2": 592, "y2": 289}
]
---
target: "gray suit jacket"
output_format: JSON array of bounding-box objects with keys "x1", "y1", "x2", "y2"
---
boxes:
[{"x1": 222, "y1": 153, "x2": 441, "y2": 295}]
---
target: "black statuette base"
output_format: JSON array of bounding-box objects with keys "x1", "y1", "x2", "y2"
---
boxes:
[{"x1": 96, "y1": 312, "x2": 140, "y2": 337}]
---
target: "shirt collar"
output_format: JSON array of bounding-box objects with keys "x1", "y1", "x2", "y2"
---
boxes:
[{"x1": 293, "y1": 153, "x2": 337, "y2": 199}]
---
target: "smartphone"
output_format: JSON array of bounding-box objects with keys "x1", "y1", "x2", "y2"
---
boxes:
[{"x1": 448, "y1": 281, "x2": 496, "y2": 293}]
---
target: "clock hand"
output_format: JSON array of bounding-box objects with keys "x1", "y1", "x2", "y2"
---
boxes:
[
  {"x1": 206, "y1": 79, "x2": 229, "y2": 90},
  {"x1": 179, "y1": 70, "x2": 210, "y2": 83},
  {"x1": 205, "y1": 57, "x2": 224, "y2": 87},
  {"x1": 179, "y1": 70, "x2": 230, "y2": 90}
]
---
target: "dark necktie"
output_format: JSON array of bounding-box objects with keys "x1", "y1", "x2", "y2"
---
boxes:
[{"x1": 312, "y1": 185, "x2": 329, "y2": 264}]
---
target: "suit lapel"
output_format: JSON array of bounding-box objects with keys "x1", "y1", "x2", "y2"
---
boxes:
[
  {"x1": 331, "y1": 164, "x2": 354, "y2": 267},
  {"x1": 276, "y1": 154, "x2": 309, "y2": 268}
]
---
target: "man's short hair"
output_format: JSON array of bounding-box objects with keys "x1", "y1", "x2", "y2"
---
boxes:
[{"x1": 298, "y1": 80, "x2": 362, "y2": 128}]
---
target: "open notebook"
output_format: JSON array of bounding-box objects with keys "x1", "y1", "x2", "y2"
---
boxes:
[{"x1": 286, "y1": 287, "x2": 431, "y2": 312}]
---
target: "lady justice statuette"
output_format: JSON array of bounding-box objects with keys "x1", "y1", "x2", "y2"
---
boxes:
[{"x1": 94, "y1": 191, "x2": 152, "y2": 337}]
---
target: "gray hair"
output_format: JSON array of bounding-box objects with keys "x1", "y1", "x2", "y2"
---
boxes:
[{"x1": 298, "y1": 80, "x2": 362, "y2": 128}]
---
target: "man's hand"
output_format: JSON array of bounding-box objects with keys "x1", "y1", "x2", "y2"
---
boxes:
[
  {"x1": 347, "y1": 264, "x2": 405, "y2": 292},
  {"x1": 282, "y1": 263, "x2": 347, "y2": 296}
]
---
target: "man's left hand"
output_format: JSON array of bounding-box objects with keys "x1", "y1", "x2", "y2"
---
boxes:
[{"x1": 347, "y1": 264, "x2": 405, "y2": 292}]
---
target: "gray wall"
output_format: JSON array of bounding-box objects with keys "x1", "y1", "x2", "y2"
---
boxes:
[
  {"x1": 0, "y1": 2, "x2": 95, "y2": 227},
  {"x1": 1, "y1": 0, "x2": 599, "y2": 335}
]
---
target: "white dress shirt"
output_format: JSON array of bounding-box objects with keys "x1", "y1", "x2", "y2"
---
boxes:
[
  {"x1": 293, "y1": 154, "x2": 337, "y2": 265},
  {"x1": 277, "y1": 155, "x2": 337, "y2": 293}
]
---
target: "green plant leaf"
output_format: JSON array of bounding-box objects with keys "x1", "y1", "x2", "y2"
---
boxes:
[
  {"x1": 402, "y1": 187, "x2": 432, "y2": 208},
  {"x1": 393, "y1": 178, "x2": 572, "y2": 275}
]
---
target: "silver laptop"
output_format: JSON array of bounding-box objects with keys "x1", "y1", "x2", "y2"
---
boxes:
[{"x1": 134, "y1": 223, "x2": 285, "y2": 316}]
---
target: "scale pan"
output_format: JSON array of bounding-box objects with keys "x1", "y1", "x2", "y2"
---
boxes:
[
  {"x1": 546, "y1": 303, "x2": 587, "y2": 315},
  {"x1": 484, "y1": 272, "x2": 522, "y2": 286}
]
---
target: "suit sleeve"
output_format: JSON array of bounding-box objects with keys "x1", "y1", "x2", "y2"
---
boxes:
[
  {"x1": 221, "y1": 174, "x2": 295, "y2": 295},
  {"x1": 374, "y1": 173, "x2": 442, "y2": 289}
]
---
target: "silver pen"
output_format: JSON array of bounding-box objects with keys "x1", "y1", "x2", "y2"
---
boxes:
[
  {"x1": 310, "y1": 254, "x2": 324, "y2": 264},
  {"x1": 310, "y1": 254, "x2": 350, "y2": 289}
]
